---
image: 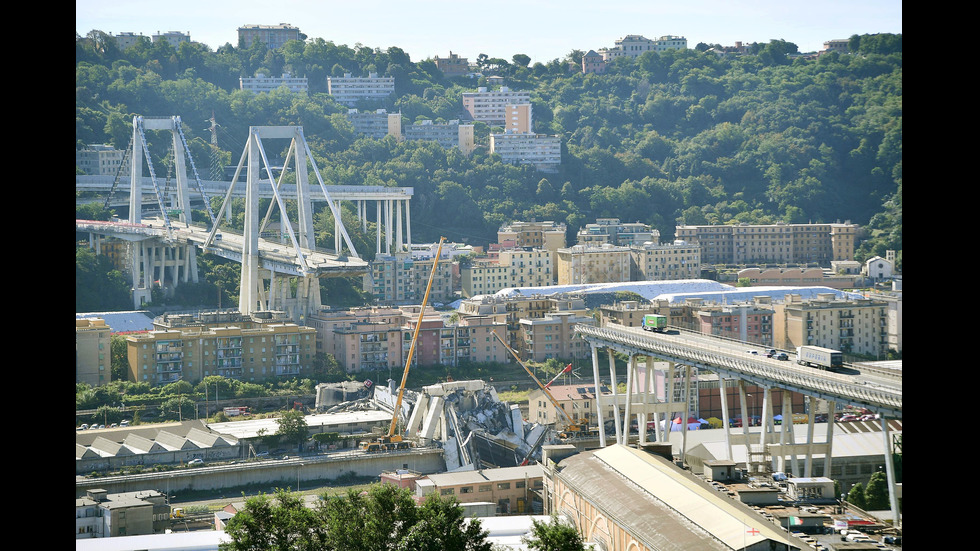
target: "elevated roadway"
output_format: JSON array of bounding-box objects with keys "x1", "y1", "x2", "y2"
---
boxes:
[
  {"x1": 76, "y1": 218, "x2": 368, "y2": 278},
  {"x1": 576, "y1": 324, "x2": 901, "y2": 419}
]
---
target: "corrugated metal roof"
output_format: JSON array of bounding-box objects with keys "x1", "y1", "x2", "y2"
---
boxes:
[
  {"x1": 557, "y1": 444, "x2": 796, "y2": 550},
  {"x1": 424, "y1": 464, "x2": 543, "y2": 487}
]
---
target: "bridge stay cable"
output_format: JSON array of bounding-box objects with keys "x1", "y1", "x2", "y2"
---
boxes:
[
  {"x1": 135, "y1": 117, "x2": 175, "y2": 241},
  {"x1": 174, "y1": 116, "x2": 217, "y2": 226},
  {"x1": 302, "y1": 134, "x2": 359, "y2": 259},
  {"x1": 252, "y1": 130, "x2": 309, "y2": 273}
]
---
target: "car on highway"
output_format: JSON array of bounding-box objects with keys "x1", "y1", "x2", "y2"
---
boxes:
[
  {"x1": 187, "y1": 458, "x2": 204, "y2": 466},
  {"x1": 776, "y1": 352, "x2": 789, "y2": 360}
]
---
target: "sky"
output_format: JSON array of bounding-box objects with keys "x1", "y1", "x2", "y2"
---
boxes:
[{"x1": 76, "y1": 0, "x2": 901, "y2": 64}]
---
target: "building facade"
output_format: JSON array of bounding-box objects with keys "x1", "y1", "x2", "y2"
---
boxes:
[
  {"x1": 674, "y1": 222, "x2": 860, "y2": 266},
  {"x1": 240, "y1": 72, "x2": 309, "y2": 93},
  {"x1": 126, "y1": 322, "x2": 316, "y2": 384},
  {"x1": 76, "y1": 318, "x2": 112, "y2": 387},
  {"x1": 581, "y1": 50, "x2": 606, "y2": 74},
  {"x1": 404, "y1": 119, "x2": 475, "y2": 154},
  {"x1": 599, "y1": 34, "x2": 687, "y2": 61},
  {"x1": 489, "y1": 131, "x2": 561, "y2": 172},
  {"x1": 348, "y1": 109, "x2": 402, "y2": 140},
  {"x1": 363, "y1": 251, "x2": 455, "y2": 305},
  {"x1": 577, "y1": 218, "x2": 659, "y2": 247},
  {"x1": 327, "y1": 72, "x2": 395, "y2": 106},
  {"x1": 76, "y1": 144, "x2": 127, "y2": 176},
  {"x1": 630, "y1": 240, "x2": 701, "y2": 281},
  {"x1": 461, "y1": 86, "x2": 532, "y2": 123},
  {"x1": 151, "y1": 31, "x2": 190, "y2": 48},
  {"x1": 504, "y1": 103, "x2": 533, "y2": 134},
  {"x1": 433, "y1": 51, "x2": 470, "y2": 77},
  {"x1": 76, "y1": 489, "x2": 170, "y2": 539},
  {"x1": 555, "y1": 244, "x2": 632, "y2": 285},
  {"x1": 774, "y1": 293, "x2": 888, "y2": 357},
  {"x1": 415, "y1": 464, "x2": 544, "y2": 514},
  {"x1": 237, "y1": 23, "x2": 301, "y2": 50},
  {"x1": 519, "y1": 312, "x2": 594, "y2": 362},
  {"x1": 696, "y1": 302, "x2": 775, "y2": 346}
]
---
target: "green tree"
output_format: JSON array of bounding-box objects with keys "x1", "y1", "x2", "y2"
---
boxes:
[
  {"x1": 396, "y1": 494, "x2": 492, "y2": 551},
  {"x1": 221, "y1": 489, "x2": 326, "y2": 551},
  {"x1": 846, "y1": 482, "x2": 867, "y2": 510},
  {"x1": 110, "y1": 334, "x2": 130, "y2": 382},
  {"x1": 276, "y1": 409, "x2": 310, "y2": 453},
  {"x1": 522, "y1": 516, "x2": 587, "y2": 551},
  {"x1": 863, "y1": 471, "x2": 891, "y2": 510}
]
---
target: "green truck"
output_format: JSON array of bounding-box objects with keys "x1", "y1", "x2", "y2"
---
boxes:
[{"x1": 641, "y1": 314, "x2": 667, "y2": 332}]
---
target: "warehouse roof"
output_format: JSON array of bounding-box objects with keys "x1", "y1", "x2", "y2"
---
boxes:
[{"x1": 556, "y1": 444, "x2": 796, "y2": 550}]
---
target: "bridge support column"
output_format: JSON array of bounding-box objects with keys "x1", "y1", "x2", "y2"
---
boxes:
[
  {"x1": 720, "y1": 377, "x2": 733, "y2": 462},
  {"x1": 590, "y1": 346, "x2": 606, "y2": 448},
  {"x1": 824, "y1": 400, "x2": 836, "y2": 478},
  {"x1": 880, "y1": 416, "x2": 900, "y2": 528},
  {"x1": 605, "y1": 349, "x2": 622, "y2": 445}
]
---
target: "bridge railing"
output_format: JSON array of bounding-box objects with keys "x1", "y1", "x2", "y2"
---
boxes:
[{"x1": 575, "y1": 324, "x2": 902, "y2": 415}]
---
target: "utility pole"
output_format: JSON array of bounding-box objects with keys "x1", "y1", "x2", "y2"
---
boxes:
[{"x1": 206, "y1": 111, "x2": 222, "y2": 181}]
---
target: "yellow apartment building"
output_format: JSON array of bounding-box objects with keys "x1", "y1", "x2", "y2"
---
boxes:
[
  {"x1": 76, "y1": 318, "x2": 112, "y2": 386},
  {"x1": 126, "y1": 323, "x2": 316, "y2": 385},
  {"x1": 774, "y1": 293, "x2": 888, "y2": 357},
  {"x1": 555, "y1": 244, "x2": 631, "y2": 285}
]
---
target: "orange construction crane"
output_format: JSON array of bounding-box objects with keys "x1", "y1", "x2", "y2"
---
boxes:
[{"x1": 362, "y1": 237, "x2": 446, "y2": 453}]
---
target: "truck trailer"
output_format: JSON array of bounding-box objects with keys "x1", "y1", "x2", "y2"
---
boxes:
[
  {"x1": 795, "y1": 345, "x2": 843, "y2": 370},
  {"x1": 641, "y1": 314, "x2": 667, "y2": 332}
]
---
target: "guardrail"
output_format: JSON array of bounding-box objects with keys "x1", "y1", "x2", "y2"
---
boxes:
[{"x1": 575, "y1": 324, "x2": 902, "y2": 418}]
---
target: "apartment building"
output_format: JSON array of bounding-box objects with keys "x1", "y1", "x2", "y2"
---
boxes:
[
  {"x1": 504, "y1": 103, "x2": 533, "y2": 134},
  {"x1": 333, "y1": 316, "x2": 405, "y2": 375},
  {"x1": 630, "y1": 240, "x2": 701, "y2": 281},
  {"x1": 76, "y1": 489, "x2": 170, "y2": 539},
  {"x1": 112, "y1": 32, "x2": 143, "y2": 50},
  {"x1": 736, "y1": 266, "x2": 860, "y2": 290},
  {"x1": 555, "y1": 244, "x2": 632, "y2": 285},
  {"x1": 598, "y1": 300, "x2": 660, "y2": 328},
  {"x1": 237, "y1": 23, "x2": 302, "y2": 50},
  {"x1": 674, "y1": 222, "x2": 860, "y2": 266},
  {"x1": 576, "y1": 218, "x2": 659, "y2": 247},
  {"x1": 240, "y1": 72, "x2": 309, "y2": 94},
  {"x1": 436, "y1": 315, "x2": 508, "y2": 367},
  {"x1": 347, "y1": 109, "x2": 402, "y2": 140},
  {"x1": 528, "y1": 383, "x2": 611, "y2": 427},
  {"x1": 433, "y1": 51, "x2": 471, "y2": 77},
  {"x1": 458, "y1": 293, "x2": 587, "y2": 353},
  {"x1": 76, "y1": 318, "x2": 112, "y2": 387},
  {"x1": 774, "y1": 293, "x2": 888, "y2": 357},
  {"x1": 363, "y1": 251, "x2": 454, "y2": 305},
  {"x1": 489, "y1": 131, "x2": 561, "y2": 172},
  {"x1": 497, "y1": 220, "x2": 567, "y2": 251},
  {"x1": 126, "y1": 322, "x2": 316, "y2": 384},
  {"x1": 460, "y1": 248, "x2": 553, "y2": 298},
  {"x1": 581, "y1": 50, "x2": 606, "y2": 74},
  {"x1": 519, "y1": 312, "x2": 594, "y2": 362},
  {"x1": 151, "y1": 31, "x2": 190, "y2": 48},
  {"x1": 415, "y1": 464, "x2": 544, "y2": 514},
  {"x1": 461, "y1": 86, "x2": 532, "y2": 123},
  {"x1": 327, "y1": 72, "x2": 395, "y2": 106},
  {"x1": 76, "y1": 144, "x2": 126, "y2": 176},
  {"x1": 404, "y1": 119, "x2": 475, "y2": 154},
  {"x1": 696, "y1": 301, "x2": 775, "y2": 346},
  {"x1": 823, "y1": 39, "x2": 850, "y2": 54}
]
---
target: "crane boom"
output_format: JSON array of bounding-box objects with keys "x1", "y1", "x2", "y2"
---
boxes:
[
  {"x1": 386, "y1": 237, "x2": 446, "y2": 439},
  {"x1": 490, "y1": 330, "x2": 574, "y2": 427}
]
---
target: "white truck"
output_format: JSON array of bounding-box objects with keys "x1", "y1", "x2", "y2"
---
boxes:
[{"x1": 796, "y1": 345, "x2": 843, "y2": 370}]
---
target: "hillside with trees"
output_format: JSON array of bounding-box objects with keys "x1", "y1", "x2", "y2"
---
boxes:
[{"x1": 76, "y1": 31, "x2": 901, "y2": 271}]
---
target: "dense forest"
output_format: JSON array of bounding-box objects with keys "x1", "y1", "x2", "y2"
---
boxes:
[{"x1": 76, "y1": 31, "x2": 901, "y2": 271}]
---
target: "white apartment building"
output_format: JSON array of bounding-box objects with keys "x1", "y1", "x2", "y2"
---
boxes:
[
  {"x1": 112, "y1": 32, "x2": 144, "y2": 50},
  {"x1": 555, "y1": 244, "x2": 632, "y2": 285},
  {"x1": 599, "y1": 34, "x2": 687, "y2": 61},
  {"x1": 489, "y1": 131, "x2": 561, "y2": 172},
  {"x1": 348, "y1": 109, "x2": 402, "y2": 140},
  {"x1": 460, "y1": 248, "x2": 553, "y2": 298},
  {"x1": 240, "y1": 72, "x2": 309, "y2": 94},
  {"x1": 151, "y1": 31, "x2": 190, "y2": 48},
  {"x1": 76, "y1": 144, "x2": 127, "y2": 176},
  {"x1": 461, "y1": 87, "x2": 532, "y2": 123},
  {"x1": 404, "y1": 120, "x2": 475, "y2": 154},
  {"x1": 630, "y1": 241, "x2": 701, "y2": 281},
  {"x1": 327, "y1": 72, "x2": 395, "y2": 106}
]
